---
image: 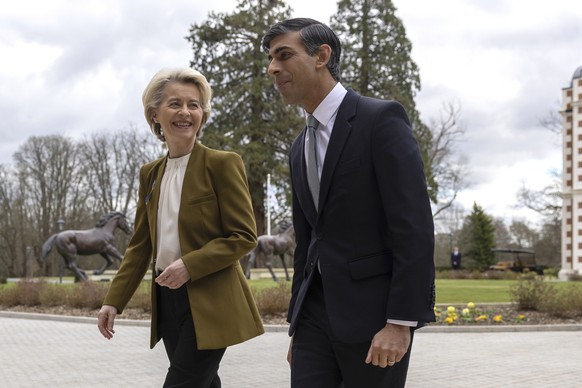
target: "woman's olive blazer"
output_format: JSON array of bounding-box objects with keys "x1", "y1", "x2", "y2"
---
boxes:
[{"x1": 103, "y1": 142, "x2": 264, "y2": 350}]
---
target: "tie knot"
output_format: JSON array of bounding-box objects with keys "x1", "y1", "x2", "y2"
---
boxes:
[{"x1": 307, "y1": 115, "x2": 319, "y2": 130}]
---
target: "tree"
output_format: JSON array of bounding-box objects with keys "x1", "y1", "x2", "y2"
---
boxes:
[
  {"x1": 79, "y1": 126, "x2": 162, "y2": 220},
  {"x1": 13, "y1": 135, "x2": 85, "y2": 276},
  {"x1": 0, "y1": 165, "x2": 23, "y2": 276},
  {"x1": 460, "y1": 203, "x2": 495, "y2": 271},
  {"x1": 516, "y1": 172, "x2": 562, "y2": 223},
  {"x1": 509, "y1": 220, "x2": 538, "y2": 249},
  {"x1": 539, "y1": 99, "x2": 562, "y2": 135},
  {"x1": 492, "y1": 217, "x2": 511, "y2": 248},
  {"x1": 428, "y1": 102, "x2": 468, "y2": 216},
  {"x1": 534, "y1": 220, "x2": 561, "y2": 267},
  {"x1": 186, "y1": 0, "x2": 303, "y2": 235},
  {"x1": 330, "y1": 0, "x2": 435, "y2": 200}
]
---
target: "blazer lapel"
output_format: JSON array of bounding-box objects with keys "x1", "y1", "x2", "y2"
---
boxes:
[
  {"x1": 179, "y1": 142, "x2": 204, "y2": 205},
  {"x1": 147, "y1": 157, "x2": 167, "y2": 260},
  {"x1": 318, "y1": 90, "x2": 358, "y2": 214}
]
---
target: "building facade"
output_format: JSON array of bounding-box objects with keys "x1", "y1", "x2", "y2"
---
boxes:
[{"x1": 561, "y1": 66, "x2": 582, "y2": 280}]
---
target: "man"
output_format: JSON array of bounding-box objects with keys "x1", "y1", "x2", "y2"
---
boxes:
[
  {"x1": 451, "y1": 246, "x2": 462, "y2": 270},
  {"x1": 263, "y1": 18, "x2": 436, "y2": 387}
]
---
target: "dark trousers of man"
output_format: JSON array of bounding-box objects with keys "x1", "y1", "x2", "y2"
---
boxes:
[
  {"x1": 157, "y1": 283, "x2": 226, "y2": 388},
  {"x1": 291, "y1": 270, "x2": 414, "y2": 388}
]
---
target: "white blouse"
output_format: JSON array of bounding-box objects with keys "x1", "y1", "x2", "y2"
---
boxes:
[{"x1": 155, "y1": 153, "x2": 191, "y2": 272}]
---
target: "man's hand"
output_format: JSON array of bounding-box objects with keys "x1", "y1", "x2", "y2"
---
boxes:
[
  {"x1": 97, "y1": 305, "x2": 118, "y2": 340},
  {"x1": 155, "y1": 259, "x2": 190, "y2": 289},
  {"x1": 365, "y1": 323, "x2": 410, "y2": 368}
]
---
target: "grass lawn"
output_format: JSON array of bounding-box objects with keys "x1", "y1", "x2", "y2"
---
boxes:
[
  {"x1": 247, "y1": 278, "x2": 291, "y2": 291},
  {"x1": 435, "y1": 279, "x2": 514, "y2": 304},
  {"x1": 248, "y1": 278, "x2": 579, "y2": 305},
  {"x1": 247, "y1": 278, "x2": 517, "y2": 303}
]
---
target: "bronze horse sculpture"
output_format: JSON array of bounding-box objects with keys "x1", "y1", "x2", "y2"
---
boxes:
[
  {"x1": 41, "y1": 211, "x2": 132, "y2": 281},
  {"x1": 245, "y1": 224, "x2": 295, "y2": 282}
]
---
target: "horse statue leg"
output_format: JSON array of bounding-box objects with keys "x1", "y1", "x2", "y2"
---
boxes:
[
  {"x1": 279, "y1": 254, "x2": 291, "y2": 281},
  {"x1": 61, "y1": 253, "x2": 88, "y2": 282},
  {"x1": 95, "y1": 253, "x2": 113, "y2": 275},
  {"x1": 245, "y1": 251, "x2": 256, "y2": 279},
  {"x1": 264, "y1": 253, "x2": 279, "y2": 282},
  {"x1": 94, "y1": 245, "x2": 123, "y2": 275}
]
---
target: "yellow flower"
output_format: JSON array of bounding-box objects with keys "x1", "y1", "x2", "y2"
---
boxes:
[
  {"x1": 493, "y1": 315, "x2": 503, "y2": 322},
  {"x1": 462, "y1": 308, "x2": 470, "y2": 316},
  {"x1": 517, "y1": 315, "x2": 526, "y2": 320},
  {"x1": 475, "y1": 314, "x2": 488, "y2": 322},
  {"x1": 447, "y1": 306, "x2": 456, "y2": 313},
  {"x1": 467, "y1": 302, "x2": 475, "y2": 309},
  {"x1": 444, "y1": 317, "x2": 455, "y2": 324}
]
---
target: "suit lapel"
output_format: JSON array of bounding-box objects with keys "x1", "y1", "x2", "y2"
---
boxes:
[{"x1": 317, "y1": 90, "x2": 358, "y2": 215}]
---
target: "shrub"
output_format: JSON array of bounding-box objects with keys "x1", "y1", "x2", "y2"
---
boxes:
[
  {"x1": 0, "y1": 284, "x2": 19, "y2": 306},
  {"x1": 67, "y1": 282, "x2": 108, "y2": 309},
  {"x1": 127, "y1": 282, "x2": 151, "y2": 311},
  {"x1": 38, "y1": 283, "x2": 70, "y2": 306},
  {"x1": 539, "y1": 284, "x2": 582, "y2": 318},
  {"x1": 543, "y1": 267, "x2": 560, "y2": 279},
  {"x1": 14, "y1": 280, "x2": 48, "y2": 306},
  {"x1": 568, "y1": 272, "x2": 582, "y2": 282},
  {"x1": 484, "y1": 270, "x2": 519, "y2": 280},
  {"x1": 509, "y1": 273, "x2": 555, "y2": 310},
  {"x1": 252, "y1": 281, "x2": 291, "y2": 316},
  {"x1": 436, "y1": 269, "x2": 475, "y2": 279}
]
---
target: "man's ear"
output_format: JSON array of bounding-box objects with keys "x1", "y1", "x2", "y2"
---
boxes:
[{"x1": 316, "y1": 44, "x2": 332, "y2": 68}]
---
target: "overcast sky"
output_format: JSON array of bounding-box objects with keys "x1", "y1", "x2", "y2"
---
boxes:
[{"x1": 1, "y1": 0, "x2": 581, "y2": 228}]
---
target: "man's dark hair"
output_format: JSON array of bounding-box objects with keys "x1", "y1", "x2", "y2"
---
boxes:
[{"x1": 262, "y1": 18, "x2": 341, "y2": 82}]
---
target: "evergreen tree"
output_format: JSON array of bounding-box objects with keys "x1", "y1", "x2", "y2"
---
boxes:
[
  {"x1": 464, "y1": 203, "x2": 496, "y2": 271},
  {"x1": 186, "y1": 0, "x2": 303, "y2": 234},
  {"x1": 330, "y1": 0, "x2": 436, "y2": 201}
]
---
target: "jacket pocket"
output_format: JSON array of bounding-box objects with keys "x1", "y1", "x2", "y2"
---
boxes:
[
  {"x1": 348, "y1": 251, "x2": 391, "y2": 280},
  {"x1": 186, "y1": 193, "x2": 216, "y2": 206}
]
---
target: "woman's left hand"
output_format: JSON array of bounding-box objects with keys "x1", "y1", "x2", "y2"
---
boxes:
[{"x1": 155, "y1": 259, "x2": 191, "y2": 289}]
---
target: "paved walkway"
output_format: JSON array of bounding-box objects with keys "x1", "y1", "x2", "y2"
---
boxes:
[{"x1": 1, "y1": 312, "x2": 582, "y2": 387}]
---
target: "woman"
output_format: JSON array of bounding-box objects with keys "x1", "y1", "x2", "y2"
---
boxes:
[{"x1": 97, "y1": 68, "x2": 264, "y2": 387}]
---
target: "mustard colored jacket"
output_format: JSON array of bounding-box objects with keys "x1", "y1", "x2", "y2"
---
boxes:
[{"x1": 103, "y1": 142, "x2": 264, "y2": 349}]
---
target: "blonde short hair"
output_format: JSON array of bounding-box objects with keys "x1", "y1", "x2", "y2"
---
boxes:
[{"x1": 142, "y1": 68, "x2": 212, "y2": 141}]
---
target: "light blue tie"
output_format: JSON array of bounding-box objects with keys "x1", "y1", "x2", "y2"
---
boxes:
[{"x1": 306, "y1": 115, "x2": 320, "y2": 210}]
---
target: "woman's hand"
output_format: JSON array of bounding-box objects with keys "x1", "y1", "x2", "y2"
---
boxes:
[
  {"x1": 155, "y1": 258, "x2": 191, "y2": 289},
  {"x1": 97, "y1": 305, "x2": 118, "y2": 340}
]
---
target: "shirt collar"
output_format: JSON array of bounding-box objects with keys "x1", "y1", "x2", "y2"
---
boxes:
[{"x1": 305, "y1": 82, "x2": 348, "y2": 128}]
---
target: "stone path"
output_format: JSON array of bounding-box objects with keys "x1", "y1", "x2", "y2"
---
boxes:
[{"x1": 1, "y1": 312, "x2": 581, "y2": 387}]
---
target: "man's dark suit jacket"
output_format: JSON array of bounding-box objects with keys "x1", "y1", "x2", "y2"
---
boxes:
[{"x1": 288, "y1": 89, "x2": 436, "y2": 344}]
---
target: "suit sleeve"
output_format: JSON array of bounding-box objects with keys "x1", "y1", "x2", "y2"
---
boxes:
[
  {"x1": 371, "y1": 102, "x2": 436, "y2": 323},
  {"x1": 287, "y1": 156, "x2": 311, "y2": 323}
]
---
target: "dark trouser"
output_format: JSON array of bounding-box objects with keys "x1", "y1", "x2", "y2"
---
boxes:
[
  {"x1": 157, "y1": 284, "x2": 226, "y2": 388},
  {"x1": 291, "y1": 270, "x2": 413, "y2": 388}
]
